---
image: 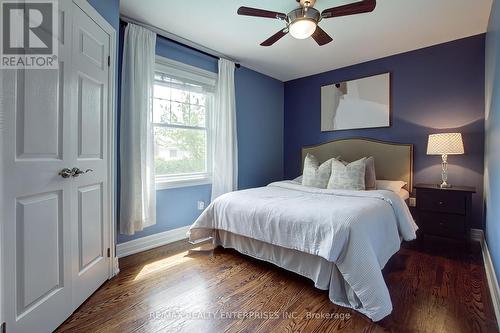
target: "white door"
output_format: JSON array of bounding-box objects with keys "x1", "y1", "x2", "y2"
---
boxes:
[
  {"x1": 69, "y1": 2, "x2": 111, "y2": 309},
  {"x1": 2, "y1": 1, "x2": 74, "y2": 331},
  {"x1": 1, "y1": 1, "x2": 112, "y2": 332}
]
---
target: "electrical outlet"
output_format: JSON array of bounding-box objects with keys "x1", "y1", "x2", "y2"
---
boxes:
[
  {"x1": 409, "y1": 197, "x2": 416, "y2": 207},
  {"x1": 197, "y1": 200, "x2": 205, "y2": 210}
]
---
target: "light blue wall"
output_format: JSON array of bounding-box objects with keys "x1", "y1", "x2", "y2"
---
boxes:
[
  {"x1": 485, "y1": 0, "x2": 500, "y2": 280},
  {"x1": 117, "y1": 33, "x2": 284, "y2": 243}
]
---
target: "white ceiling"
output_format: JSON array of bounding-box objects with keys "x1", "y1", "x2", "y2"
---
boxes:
[{"x1": 120, "y1": 0, "x2": 493, "y2": 81}]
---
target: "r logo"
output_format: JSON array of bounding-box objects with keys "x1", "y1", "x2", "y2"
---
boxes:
[{"x1": 2, "y1": 1, "x2": 53, "y2": 55}]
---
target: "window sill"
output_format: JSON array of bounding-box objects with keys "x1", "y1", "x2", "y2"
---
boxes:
[{"x1": 155, "y1": 176, "x2": 211, "y2": 190}]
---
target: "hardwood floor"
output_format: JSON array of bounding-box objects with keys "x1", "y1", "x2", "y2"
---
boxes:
[{"x1": 56, "y1": 239, "x2": 498, "y2": 333}]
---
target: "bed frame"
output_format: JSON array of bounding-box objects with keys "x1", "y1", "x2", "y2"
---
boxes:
[{"x1": 301, "y1": 137, "x2": 414, "y2": 192}]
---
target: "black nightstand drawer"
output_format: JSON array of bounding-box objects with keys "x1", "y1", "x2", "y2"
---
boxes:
[
  {"x1": 417, "y1": 189, "x2": 466, "y2": 215},
  {"x1": 418, "y1": 211, "x2": 466, "y2": 239}
]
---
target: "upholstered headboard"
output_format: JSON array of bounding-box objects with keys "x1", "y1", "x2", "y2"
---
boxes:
[{"x1": 301, "y1": 138, "x2": 414, "y2": 191}]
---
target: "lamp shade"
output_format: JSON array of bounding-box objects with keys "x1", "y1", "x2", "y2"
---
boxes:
[{"x1": 427, "y1": 133, "x2": 464, "y2": 155}]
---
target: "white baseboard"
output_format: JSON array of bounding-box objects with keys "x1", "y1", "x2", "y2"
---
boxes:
[
  {"x1": 116, "y1": 225, "x2": 190, "y2": 258},
  {"x1": 471, "y1": 228, "x2": 500, "y2": 329},
  {"x1": 113, "y1": 257, "x2": 120, "y2": 275},
  {"x1": 471, "y1": 228, "x2": 483, "y2": 243}
]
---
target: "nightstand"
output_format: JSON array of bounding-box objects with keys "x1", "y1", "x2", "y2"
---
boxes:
[{"x1": 415, "y1": 184, "x2": 476, "y2": 242}]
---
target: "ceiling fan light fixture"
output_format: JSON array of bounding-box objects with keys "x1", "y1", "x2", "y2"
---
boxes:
[
  {"x1": 289, "y1": 19, "x2": 317, "y2": 39},
  {"x1": 237, "y1": 0, "x2": 377, "y2": 47}
]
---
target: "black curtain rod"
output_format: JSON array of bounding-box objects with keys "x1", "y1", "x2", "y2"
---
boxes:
[{"x1": 120, "y1": 20, "x2": 240, "y2": 68}]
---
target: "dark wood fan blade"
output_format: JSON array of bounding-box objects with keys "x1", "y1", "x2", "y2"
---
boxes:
[
  {"x1": 260, "y1": 29, "x2": 288, "y2": 46},
  {"x1": 237, "y1": 7, "x2": 287, "y2": 20},
  {"x1": 321, "y1": 0, "x2": 376, "y2": 19},
  {"x1": 311, "y1": 26, "x2": 333, "y2": 46}
]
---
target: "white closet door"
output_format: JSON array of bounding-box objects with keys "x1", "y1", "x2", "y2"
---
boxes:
[
  {"x1": 69, "y1": 2, "x2": 111, "y2": 309},
  {"x1": 2, "y1": 1, "x2": 112, "y2": 332},
  {"x1": 2, "y1": 1, "x2": 74, "y2": 332}
]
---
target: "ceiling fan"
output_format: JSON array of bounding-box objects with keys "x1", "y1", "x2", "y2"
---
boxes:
[{"x1": 237, "y1": 0, "x2": 376, "y2": 46}]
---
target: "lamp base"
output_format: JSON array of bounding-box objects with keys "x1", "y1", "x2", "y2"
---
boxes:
[{"x1": 439, "y1": 155, "x2": 452, "y2": 189}]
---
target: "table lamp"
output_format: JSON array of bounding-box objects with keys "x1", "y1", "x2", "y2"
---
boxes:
[{"x1": 426, "y1": 133, "x2": 464, "y2": 188}]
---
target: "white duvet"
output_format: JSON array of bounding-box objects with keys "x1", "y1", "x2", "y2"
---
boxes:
[{"x1": 188, "y1": 181, "x2": 418, "y2": 321}]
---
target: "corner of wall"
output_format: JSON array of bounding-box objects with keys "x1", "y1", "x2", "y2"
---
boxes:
[{"x1": 484, "y1": 0, "x2": 500, "y2": 280}]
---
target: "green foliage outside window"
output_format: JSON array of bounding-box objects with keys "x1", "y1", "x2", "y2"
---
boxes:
[{"x1": 153, "y1": 85, "x2": 207, "y2": 176}]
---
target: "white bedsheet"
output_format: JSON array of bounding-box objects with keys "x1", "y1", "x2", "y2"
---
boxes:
[{"x1": 188, "y1": 181, "x2": 418, "y2": 321}]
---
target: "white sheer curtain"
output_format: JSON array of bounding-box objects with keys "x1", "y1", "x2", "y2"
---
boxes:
[
  {"x1": 120, "y1": 24, "x2": 157, "y2": 235},
  {"x1": 211, "y1": 58, "x2": 238, "y2": 199}
]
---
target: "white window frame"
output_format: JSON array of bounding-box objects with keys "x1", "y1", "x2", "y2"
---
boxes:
[{"x1": 153, "y1": 56, "x2": 217, "y2": 190}]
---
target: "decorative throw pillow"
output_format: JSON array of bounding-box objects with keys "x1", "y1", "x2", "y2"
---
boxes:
[
  {"x1": 364, "y1": 156, "x2": 377, "y2": 190},
  {"x1": 302, "y1": 154, "x2": 333, "y2": 188},
  {"x1": 327, "y1": 157, "x2": 366, "y2": 190},
  {"x1": 338, "y1": 156, "x2": 376, "y2": 190}
]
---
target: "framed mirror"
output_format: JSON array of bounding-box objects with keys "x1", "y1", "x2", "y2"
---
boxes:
[{"x1": 320, "y1": 72, "x2": 391, "y2": 131}]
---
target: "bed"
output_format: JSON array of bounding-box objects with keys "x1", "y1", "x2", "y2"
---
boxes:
[{"x1": 188, "y1": 138, "x2": 418, "y2": 321}]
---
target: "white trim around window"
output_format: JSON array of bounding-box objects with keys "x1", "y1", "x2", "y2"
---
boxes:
[
  {"x1": 153, "y1": 55, "x2": 216, "y2": 190},
  {"x1": 155, "y1": 173, "x2": 212, "y2": 190},
  {"x1": 155, "y1": 55, "x2": 217, "y2": 87}
]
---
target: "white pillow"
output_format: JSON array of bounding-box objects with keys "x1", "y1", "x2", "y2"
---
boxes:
[
  {"x1": 302, "y1": 154, "x2": 333, "y2": 188},
  {"x1": 399, "y1": 188, "x2": 410, "y2": 200},
  {"x1": 376, "y1": 180, "x2": 407, "y2": 193},
  {"x1": 327, "y1": 158, "x2": 366, "y2": 190}
]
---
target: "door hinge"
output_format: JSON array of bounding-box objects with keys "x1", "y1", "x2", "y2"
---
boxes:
[
  {"x1": 107, "y1": 55, "x2": 110, "y2": 67},
  {"x1": 1, "y1": 322, "x2": 6, "y2": 333},
  {"x1": 107, "y1": 248, "x2": 111, "y2": 258}
]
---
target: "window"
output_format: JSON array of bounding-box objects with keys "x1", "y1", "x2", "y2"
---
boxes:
[{"x1": 152, "y1": 57, "x2": 216, "y2": 189}]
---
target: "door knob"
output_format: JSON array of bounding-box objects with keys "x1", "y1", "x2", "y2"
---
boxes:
[
  {"x1": 71, "y1": 167, "x2": 93, "y2": 177},
  {"x1": 59, "y1": 168, "x2": 74, "y2": 178}
]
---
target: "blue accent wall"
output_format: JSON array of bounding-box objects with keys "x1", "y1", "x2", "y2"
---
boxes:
[
  {"x1": 118, "y1": 184, "x2": 213, "y2": 243},
  {"x1": 117, "y1": 32, "x2": 284, "y2": 243},
  {"x1": 155, "y1": 37, "x2": 218, "y2": 73},
  {"x1": 87, "y1": 0, "x2": 119, "y2": 31},
  {"x1": 485, "y1": 0, "x2": 500, "y2": 281},
  {"x1": 284, "y1": 35, "x2": 486, "y2": 229},
  {"x1": 236, "y1": 67, "x2": 284, "y2": 189}
]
